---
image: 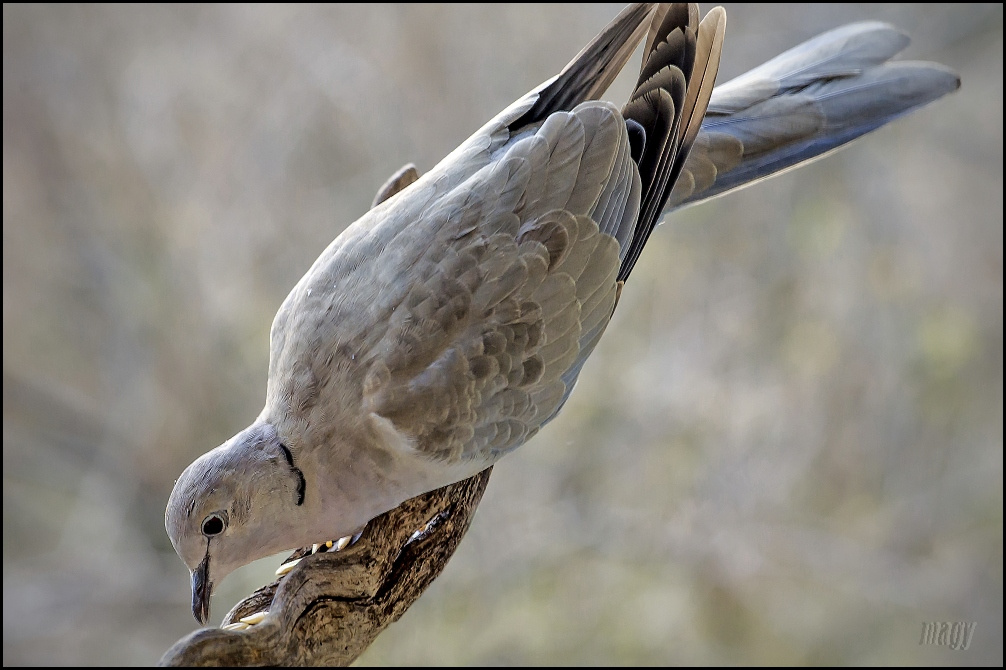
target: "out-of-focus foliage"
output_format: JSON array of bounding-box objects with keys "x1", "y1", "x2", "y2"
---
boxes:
[{"x1": 3, "y1": 4, "x2": 1001, "y2": 665}]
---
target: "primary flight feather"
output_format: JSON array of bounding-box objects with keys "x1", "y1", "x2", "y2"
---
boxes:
[{"x1": 166, "y1": 3, "x2": 958, "y2": 625}]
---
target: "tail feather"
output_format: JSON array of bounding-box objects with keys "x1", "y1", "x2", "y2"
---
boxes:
[{"x1": 666, "y1": 21, "x2": 961, "y2": 211}]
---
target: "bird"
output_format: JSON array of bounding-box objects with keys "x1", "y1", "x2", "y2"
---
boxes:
[{"x1": 165, "y1": 3, "x2": 959, "y2": 625}]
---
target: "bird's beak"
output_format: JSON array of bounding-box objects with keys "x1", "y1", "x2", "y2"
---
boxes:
[{"x1": 191, "y1": 554, "x2": 211, "y2": 625}]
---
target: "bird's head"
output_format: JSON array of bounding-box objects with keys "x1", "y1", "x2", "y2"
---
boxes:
[{"x1": 165, "y1": 422, "x2": 307, "y2": 624}]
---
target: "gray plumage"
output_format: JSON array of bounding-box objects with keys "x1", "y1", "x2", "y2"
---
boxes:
[{"x1": 165, "y1": 3, "x2": 958, "y2": 625}]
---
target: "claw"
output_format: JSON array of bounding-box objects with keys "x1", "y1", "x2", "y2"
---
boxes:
[
  {"x1": 276, "y1": 533, "x2": 359, "y2": 577},
  {"x1": 274, "y1": 556, "x2": 302, "y2": 577},
  {"x1": 239, "y1": 610, "x2": 268, "y2": 626},
  {"x1": 222, "y1": 621, "x2": 250, "y2": 631}
]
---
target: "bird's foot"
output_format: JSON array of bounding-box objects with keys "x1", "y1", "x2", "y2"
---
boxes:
[
  {"x1": 223, "y1": 532, "x2": 362, "y2": 631},
  {"x1": 274, "y1": 531, "x2": 362, "y2": 578}
]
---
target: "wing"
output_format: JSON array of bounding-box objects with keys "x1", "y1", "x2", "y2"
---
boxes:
[{"x1": 360, "y1": 102, "x2": 636, "y2": 462}]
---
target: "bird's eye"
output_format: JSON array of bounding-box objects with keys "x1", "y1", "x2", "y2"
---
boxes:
[{"x1": 201, "y1": 513, "x2": 227, "y2": 537}]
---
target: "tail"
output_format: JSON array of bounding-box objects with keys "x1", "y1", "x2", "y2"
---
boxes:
[
  {"x1": 665, "y1": 21, "x2": 961, "y2": 211},
  {"x1": 504, "y1": 6, "x2": 958, "y2": 280}
]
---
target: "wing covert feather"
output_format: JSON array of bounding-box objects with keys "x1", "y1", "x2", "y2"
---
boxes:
[{"x1": 360, "y1": 105, "x2": 632, "y2": 463}]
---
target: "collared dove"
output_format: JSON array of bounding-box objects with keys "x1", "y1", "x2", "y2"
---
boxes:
[{"x1": 165, "y1": 3, "x2": 959, "y2": 625}]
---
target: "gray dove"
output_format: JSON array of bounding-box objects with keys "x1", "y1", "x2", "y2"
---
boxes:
[{"x1": 166, "y1": 3, "x2": 959, "y2": 625}]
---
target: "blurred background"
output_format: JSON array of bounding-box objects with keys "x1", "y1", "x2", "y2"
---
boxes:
[{"x1": 3, "y1": 3, "x2": 1001, "y2": 665}]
